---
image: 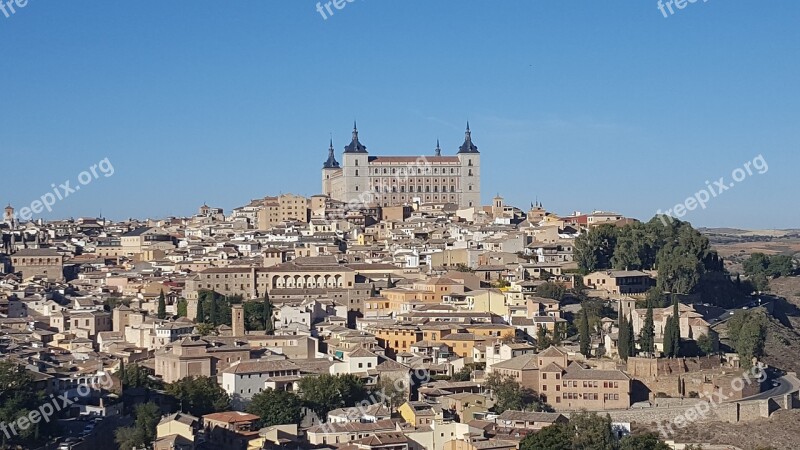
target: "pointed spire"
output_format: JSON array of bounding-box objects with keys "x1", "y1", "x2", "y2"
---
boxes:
[
  {"x1": 435, "y1": 139, "x2": 441, "y2": 157},
  {"x1": 344, "y1": 121, "x2": 367, "y2": 153},
  {"x1": 323, "y1": 138, "x2": 340, "y2": 168},
  {"x1": 458, "y1": 121, "x2": 479, "y2": 154}
]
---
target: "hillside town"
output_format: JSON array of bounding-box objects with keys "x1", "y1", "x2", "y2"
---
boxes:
[{"x1": 0, "y1": 128, "x2": 797, "y2": 450}]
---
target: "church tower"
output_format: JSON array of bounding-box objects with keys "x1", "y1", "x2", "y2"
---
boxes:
[
  {"x1": 457, "y1": 122, "x2": 481, "y2": 208},
  {"x1": 321, "y1": 139, "x2": 340, "y2": 197},
  {"x1": 3, "y1": 204, "x2": 14, "y2": 225},
  {"x1": 341, "y1": 122, "x2": 369, "y2": 205}
]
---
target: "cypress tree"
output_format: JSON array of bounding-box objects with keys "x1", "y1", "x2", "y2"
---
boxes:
[
  {"x1": 157, "y1": 289, "x2": 167, "y2": 320},
  {"x1": 641, "y1": 303, "x2": 655, "y2": 355},
  {"x1": 264, "y1": 294, "x2": 274, "y2": 334},
  {"x1": 626, "y1": 314, "x2": 635, "y2": 357},
  {"x1": 579, "y1": 310, "x2": 591, "y2": 357},
  {"x1": 618, "y1": 314, "x2": 629, "y2": 360},
  {"x1": 663, "y1": 316, "x2": 674, "y2": 357},
  {"x1": 672, "y1": 298, "x2": 681, "y2": 357},
  {"x1": 196, "y1": 294, "x2": 205, "y2": 323},
  {"x1": 209, "y1": 294, "x2": 219, "y2": 326}
]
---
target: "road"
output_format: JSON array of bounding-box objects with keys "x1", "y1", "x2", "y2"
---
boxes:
[{"x1": 739, "y1": 375, "x2": 800, "y2": 401}]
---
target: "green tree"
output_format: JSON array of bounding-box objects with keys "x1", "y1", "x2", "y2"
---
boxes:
[
  {"x1": 115, "y1": 402, "x2": 160, "y2": 450},
  {"x1": 208, "y1": 293, "x2": 219, "y2": 326},
  {"x1": 134, "y1": 402, "x2": 160, "y2": 444},
  {"x1": 626, "y1": 314, "x2": 635, "y2": 358},
  {"x1": 485, "y1": 373, "x2": 549, "y2": 414},
  {"x1": 663, "y1": 315, "x2": 674, "y2": 358},
  {"x1": 0, "y1": 361, "x2": 52, "y2": 445},
  {"x1": 452, "y1": 366, "x2": 472, "y2": 382},
  {"x1": 727, "y1": 310, "x2": 768, "y2": 368},
  {"x1": 619, "y1": 432, "x2": 671, "y2": 450},
  {"x1": 552, "y1": 322, "x2": 564, "y2": 345},
  {"x1": 121, "y1": 363, "x2": 160, "y2": 390},
  {"x1": 520, "y1": 423, "x2": 572, "y2": 450},
  {"x1": 157, "y1": 289, "x2": 167, "y2": 319},
  {"x1": 671, "y1": 298, "x2": 681, "y2": 356},
  {"x1": 579, "y1": 309, "x2": 591, "y2": 357},
  {"x1": 536, "y1": 326, "x2": 552, "y2": 351},
  {"x1": 570, "y1": 411, "x2": 617, "y2": 450},
  {"x1": 374, "y1": 376, "x2": 408, "y2": 409},
  {"x1": 618, "y1": 314, "x2": 630, "y2": 361},
  {"x1": 298, "y1": 374, "x2": 368, "y2": 418},
  {"x1": 264, "y1": 295, "x2": 274, "y2": 333},
  {"x1": 574, "y1": 224, "x2": 619, "y2": 274},
  {"x1": 697, "y1": 332, "x2": 718, "y2": 355},
  {"x1": 536, "y1": 282, "x2": 566, "y2": 301},
  {"x1": 166, "y1": 376, "x2": 231, "y2": 416},
  {"x1": 247, "y1": 389, "x2": 303, "y2": 426},
  {"x1": 195, "y1": 322, "x2": 215, "y2": 336},
  {"x1": 176, "y1": 298, "x2": 188, "y2": 317},
  {"x1": 195, "y1": 295, "x2": 205, "y2": 323},
  {"x1": 114, "y1": 425, "x2": 144, "y2": 450},
  {"x1": 640, "y1": 303, "x2": 655, "y2": 355},
  {"x1": 243, "y1": 300, "x2": 267, "y2": 331}
]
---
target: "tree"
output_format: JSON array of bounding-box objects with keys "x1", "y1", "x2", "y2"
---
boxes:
[
  {"x1": 697, "y1": 332, "x2": 718, "y2": 355},
  {"x1": 670, "y1": 298, "x2": 681, "y2": 356},
  {"x1": 121, "y1": 363, "x2": 160, "y2": 390},
  {"x1": 536, "y1": 326, "x2": 552, "y2": 351},
  {"x1": 536, "y1": 282, "x2": 566, "y2": 301},
  {"x1": 640, "y1": 303, "x2": 655, "y2": 355},
  {"x1": 626, "y1": 314, "x2": 635, "y2": 358},
  {"x1": 727, "y1": 310, "x2": 768, "y2": 368},
  {"x1": 574, "y1": 224, "x2": 619, "y2": 274},
  {"x1": 208, "y1": 293, "x2": 219, "y2": 326},
  {"x1": 663, "y1": 315, "x2": 674, "y2": 358},
  {"x1": 618, "y1": 314, "x2": 630, "y2": 361},
  {"x1": 619, "y1": 432, "x2": 671, "y2": 450},
  {"x1": 579, "y1": 309, "x2": 591, "y2": 357},
  {"x1": 114, "y1": 425, "x2": 144, "y2": 450},
  {"x1": 157, "y1": 289, "x2": 167, "y2": 319},
  {"x1": 243, "y1": 300, "x2": 267, "y2": 331},
  {"x1": 264, "y1": 295, "x2": 274, "y2": 333},
  {"x1": 166, "y1": 376, "x2": 231, "y2": 416},
  {"x1": 520, "y1": 423, "x2": 572, "y2": 450},
  {"x1": 115, "y1": 402, "x2": 160, "y2": 450},
  {"x1": 247, "y1": 389, "x2": 303, "y2": 427},
  {"x1": 570, "y1": 411, "x2": 617, "y2": 450},
  {"x1": 485, "y1": 373, "x2": 549, "y2": 413},
  {"x1": 134, "y1": 402, "x2": 160, "y2": 444},
  {"x1": 375, "y1": 376, "x2": 408, "y2": 409},
  {"x1": 552, "y1": 322, "x2": 564, "y2": 345},
  {"x1": 176, "y1": 298, "x2": 188, "y2": 317},
  {"x1": 452, "y1": 366, "x2": 472, "y2": 382},
  {"x1": 298, "y1": 374, "x2": 368, "y2": 418},
  {"x1": 0, "y1": 361, "x2": 53, "y2": 445},
  {"x1": 195, "y1": 295, "x2": 205, "y2": 323}
]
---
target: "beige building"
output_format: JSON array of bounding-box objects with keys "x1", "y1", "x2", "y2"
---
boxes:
[
  {"x1": 256, "y1": 193, "x2": 310, "y2": 230},
  {"x1": 10, "y1": 248, "x2": 64, "y2": 281},
  {"x1": 154, "y1": 336, "x2": 253, "y2": 383},
  {"x1": 536, "y1": 347, "x2": 630, "y2": 411},
  {"x1": 189, "y1": 258, "x2": 357, "y2": 299},
  {"x1": 583, "y1": 270, "x2": 654, "y2": 295}
]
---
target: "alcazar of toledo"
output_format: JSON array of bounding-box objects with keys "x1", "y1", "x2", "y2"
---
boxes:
[{"x1": 322, "y1": 122, "x2": 482, "y2": 209}]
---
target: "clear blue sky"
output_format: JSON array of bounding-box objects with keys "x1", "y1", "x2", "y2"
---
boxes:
[{"x1": 2, "y1": 1, "x2": 798, "y2": 229}]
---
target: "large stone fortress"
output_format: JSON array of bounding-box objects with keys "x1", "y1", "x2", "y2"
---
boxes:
[{"x1": 322, "y1": 123, "x2": 481, "y2": 208}]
